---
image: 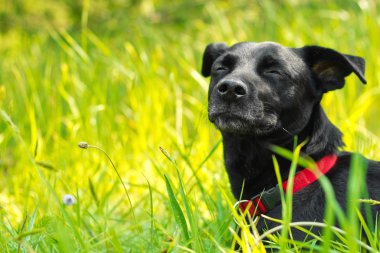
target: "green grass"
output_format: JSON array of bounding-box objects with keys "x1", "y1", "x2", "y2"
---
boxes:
[{"x1": 1, "y1": 0, "x2": 380, "y2": 252}]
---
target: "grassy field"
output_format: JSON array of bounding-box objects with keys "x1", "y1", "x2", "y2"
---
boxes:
[{"x1": 1, "y1": 0, "x2": 380, "y2": 252}]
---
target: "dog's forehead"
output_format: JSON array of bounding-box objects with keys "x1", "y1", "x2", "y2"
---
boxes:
[{"x1": 228, "y1": 42, "x2": 294, "y2": 60}]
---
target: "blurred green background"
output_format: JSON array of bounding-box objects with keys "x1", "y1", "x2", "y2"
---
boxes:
[{"x1": 1, "y1": 0, "x2": 380, "y2": 252}]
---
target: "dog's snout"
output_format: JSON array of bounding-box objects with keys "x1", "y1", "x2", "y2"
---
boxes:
[{"x1": 216, "y1": 80, "x2": 248, "y2": 100}]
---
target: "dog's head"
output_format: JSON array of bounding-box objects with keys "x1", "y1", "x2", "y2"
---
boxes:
[{"x1": 202, "y1": 42, "x2": 366, "y2": 137}]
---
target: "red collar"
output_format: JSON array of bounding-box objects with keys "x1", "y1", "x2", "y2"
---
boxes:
[{"x1": 238, "y1": 154, "x2": 338, "y2": 217}]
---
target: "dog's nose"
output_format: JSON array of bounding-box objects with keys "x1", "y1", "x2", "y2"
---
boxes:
[{"x1": 216, "y1": 80, "x2": 248, "y2": 100}]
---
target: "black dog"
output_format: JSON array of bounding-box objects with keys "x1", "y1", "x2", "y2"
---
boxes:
[{"x1": 201, "y1": 41, "x2": 380, "y2": 240}]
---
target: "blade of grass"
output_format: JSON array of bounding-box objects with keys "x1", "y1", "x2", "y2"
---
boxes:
[
  {"x1": 164, "y1": 175, "x2": 190, "y2": 243},
  {"x1": 346, "y1": 153, "x2": 368, "y2": 253}
]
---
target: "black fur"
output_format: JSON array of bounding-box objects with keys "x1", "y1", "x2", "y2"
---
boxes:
[{"x1": 201, "y1": 41, "x2": 380, "y2": 240}]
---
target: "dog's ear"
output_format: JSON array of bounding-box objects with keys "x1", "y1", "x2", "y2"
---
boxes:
[
  {"x1": 301, "y1": 46, "x2": 366, "y2": 92},
  {"x1": 201, "y1": 43, "x2": 228, "y2": 77}
]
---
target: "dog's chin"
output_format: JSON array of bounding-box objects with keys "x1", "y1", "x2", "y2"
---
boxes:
[{"x1": 211, "y1": 114, "x2": 277, "y2": 136}]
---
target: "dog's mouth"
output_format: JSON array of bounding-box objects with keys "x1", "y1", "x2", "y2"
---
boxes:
[{"x1": 209, "y1": 111, "x2": 278, "y2": 135}]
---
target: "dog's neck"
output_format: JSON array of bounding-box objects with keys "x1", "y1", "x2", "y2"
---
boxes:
[{"x1": 221, "y1": 104, "x2": 343, "y2": 200}]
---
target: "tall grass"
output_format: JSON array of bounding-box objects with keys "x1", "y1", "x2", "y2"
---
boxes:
[{"x1": 1, "y1": 0, "x2": 380, "y2": 252}]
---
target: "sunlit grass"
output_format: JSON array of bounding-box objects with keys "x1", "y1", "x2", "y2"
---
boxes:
[{"x1": 1, "y1": 0, "x2": 380, "y2": 252}]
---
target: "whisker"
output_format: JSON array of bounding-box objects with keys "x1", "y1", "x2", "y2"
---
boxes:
[{"x1": 282, "y1": 127, "x2": 293, "y2": 136}]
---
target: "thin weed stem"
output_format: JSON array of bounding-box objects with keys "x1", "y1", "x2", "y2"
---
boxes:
[{"x1": 78, "y1": 142, "x2": 137, "y2": 225}]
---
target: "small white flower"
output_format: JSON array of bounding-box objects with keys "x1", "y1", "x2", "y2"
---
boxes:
[{"x1": 62, "y1": 194, "x2": 76, "y2": 206}]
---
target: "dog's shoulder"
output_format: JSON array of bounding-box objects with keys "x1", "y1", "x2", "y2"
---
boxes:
[
  {"x1": 329, "y1": 152, "x2": 380, "y2": 203},
  {"x1": 333, "y1": 151, "x2": 380, "y2": 175}
]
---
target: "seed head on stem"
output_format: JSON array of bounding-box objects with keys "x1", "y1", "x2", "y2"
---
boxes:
[{"x1": 78, "y1": 142, "x2": 89, "y2": 149}]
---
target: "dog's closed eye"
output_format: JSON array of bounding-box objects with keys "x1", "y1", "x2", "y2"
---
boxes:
[
  {"x1": 215, "y1": 66, "x2": 228, "y2": 72},
  {"x1": 259, "y1": 57, "x2": 284, "y2": 75},
  {"x1": 263, "y1": 69, "x2": 282, "y2": 75}
]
